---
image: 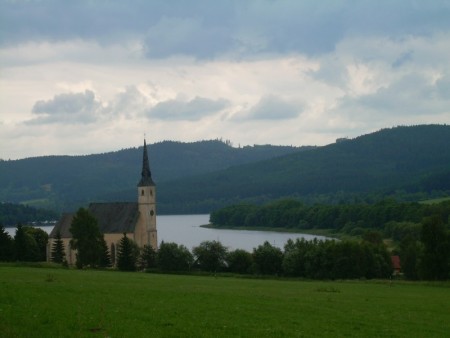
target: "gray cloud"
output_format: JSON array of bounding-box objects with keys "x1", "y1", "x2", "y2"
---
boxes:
[
  {"x1": 2, "y1": 1, "x2": 450, "y2": 58},
  {"x1": 143, "y1": 17, "x2": 234, "y2": 59},
  {"x1": 147, "y1": 96, "x2": 230, "y2": 120},
  {"x1": 334, "y1": 72, "x2": 450, "y2": 120},
  {"x1": 238, "y1": 95, "x2": 302, "y2": 120},
  {"x1": 28, "y1": 90, "x2": 104, "y2": 124},
  {"x1": 392, "y1": 50, "x2": 414, "y2": 68}
]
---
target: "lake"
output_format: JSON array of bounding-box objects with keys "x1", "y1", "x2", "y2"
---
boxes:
[{"x1": 5, "y1": 214, "x2": 328, "y2": 251}]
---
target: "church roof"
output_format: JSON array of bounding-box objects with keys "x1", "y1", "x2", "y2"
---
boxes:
[
  {"x1": 138, "y1": 139, "x2": 155, "y2": 187},
  {"x1": 50, "y1": 202, "x2": 139, "y2": 238}
]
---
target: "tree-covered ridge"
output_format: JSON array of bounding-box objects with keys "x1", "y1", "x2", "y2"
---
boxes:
[
  {"x1": 0, "y1": 140, "x2": 303, "y2": 212},
  {"x1": 158, "y1": 125, "x2": 450, "y2": 213},
  {"x1": 0, "y1": 202, "x2": 59, "y2": 226},
  {"x1": 1, "y1": 125, "x2": 450, "y2": 214}
]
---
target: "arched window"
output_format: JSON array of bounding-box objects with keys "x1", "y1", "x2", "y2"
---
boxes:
[{"x1": 141, "y1": 189, "x2": 144, "y2": 196}]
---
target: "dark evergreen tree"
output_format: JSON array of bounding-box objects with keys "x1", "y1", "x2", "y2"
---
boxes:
[
  {"x1": 51, "y1": 231, "x2": 65, "y2": 263},
  {"x1": 138, "y1": 244, "x2": 157, "y2": 270},
  {"x1": 69, "y1": 208, "x2": 104, "y2": 268},
  {"x1": 99, "y1": 238, "x2": 112, "y2": 268},
  {"x1": 117, "y1": 233, "x2": 136, "y2": 271},
  {"x1": 0, "y1": 224, "x2": 14, "y2": 261}
]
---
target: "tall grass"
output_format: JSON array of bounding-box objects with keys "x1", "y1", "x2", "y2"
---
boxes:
[{"x1": 1, "y1": 267, "x2": 449, "y2": 337}]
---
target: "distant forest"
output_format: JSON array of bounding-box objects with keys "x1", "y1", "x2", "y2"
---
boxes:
[
  {"x1": 0, "y1": 203, "x2": 58, "y2": 226},
  {"x1": 1, "y1": 125, "x2": 450, "y2": 214},
  {"x1": 158, "y1": 125, "x2": 450, "y2": 213},
  {"x1": 210, "y1": 198, "x2": 450, "y2": 238},
  {"x1": 0, "y1": 140, "x2": 304, "y2": 213}
]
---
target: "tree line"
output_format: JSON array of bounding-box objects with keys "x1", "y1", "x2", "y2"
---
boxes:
[
  {"x1": 0, "y1": 202, "x2": 58, "y2": 226},
  {"x1": 210, "y1": 199, "x2": 450, "y2": 280},
  {"x1": 2, "y1": 205, "x2": 448, "y2": 280},
  {"x1": 210, "y1": 198, "x2": 450, "y2": 235}
]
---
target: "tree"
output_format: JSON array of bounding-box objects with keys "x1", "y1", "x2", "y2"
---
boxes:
[
  {"x1": 157, "y1": 242, "x2": 193, "y2": 272},
  {"x1": 14, "y1": 224, "x2": 39, "y2": 261},
  {"x1": 193, "y1": 240, "x2": 228, "y2": 272},
  {"x1": 99, "y1": 238, "x2": 112, "y2": 268},
  {"x1": 51, "y1": 231, "x2": 65, "y2": 264},
  {"x1": 419, "y1": 215, "x2": 450, "y2": 280},
  {"x1": 138, "y1": 244, "x2": 157, "y2": 271},
  {"x1": 252, "y1": 241, "x2": 283, "y2": 275},
  {"x1": 400, "y1": 236, "x2": 422, "y2": 280},
  {"x1": 69, "y1": 208, "x2": 104, "y2": 268},
  {"x1": 116, "y1": 233, "x2": 136, "y2": 271},
  {"x1": 226, "y1": 249, "x2": 253, "y2": 274},
  {"x1": 24, "y1": 226, "x2": 49, "y2": 261},
  {"x1": 0, "y1": 224, "x2": 14, "y2": 261}
]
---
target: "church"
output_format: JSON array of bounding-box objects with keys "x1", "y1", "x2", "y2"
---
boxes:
[{"x1": 47, "y1": 140, "x2": 157, "y2": 265}]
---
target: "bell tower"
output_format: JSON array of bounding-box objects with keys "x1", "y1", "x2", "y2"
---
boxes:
[{"x1": 135, "y1": 139, "x2": 157, "y2": 250}]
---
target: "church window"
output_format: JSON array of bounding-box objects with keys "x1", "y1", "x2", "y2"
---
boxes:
[
  {"x1": 150, "y1": 189, "x2": 153, "y2": 196},
  {"x1": 141, "y1": 189, "x2": 144, "y2": 196},
  {"x1": 150, "y1": 210, "x2": 154, "y2": 216}
]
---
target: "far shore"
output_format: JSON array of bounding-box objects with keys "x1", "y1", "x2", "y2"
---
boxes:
[{"x1": 200, "y1": 223, "x2": 342, "y2": 239}]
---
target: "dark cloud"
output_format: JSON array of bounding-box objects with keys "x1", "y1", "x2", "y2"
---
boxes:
[
  {"x1": 2, "y1": 1, "x2": 449, "y2": 58},
  {"x1": 238, "y1": 95, "x2": 302, "y2": 120},
  {"x1": 147, "y1": 96, "x2": 230, "y2": 120},
  {"x1": 392, "y1": 50, "x2": 414, "y2": 68},
  {"x1": 28, "y1": 90, "x2": 104, "y2": 124},
  {"x1": 143, "y1": 17, "x2": 234, "y2": 59}
]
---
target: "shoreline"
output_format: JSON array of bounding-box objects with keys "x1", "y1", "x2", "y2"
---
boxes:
[{"x1": 200, "y1": 223, "x2": 342, "y2": 239}]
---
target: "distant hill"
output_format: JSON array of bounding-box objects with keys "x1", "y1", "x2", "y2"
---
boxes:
[
  {"x1": 157, "y1": 125, "x2": 450, "y2": 213},
  {"x1": 0, "y1": 140, "x2": 304, "y2": 212},
  {"x1": 2, "y1": 125, "x2": 449, "y2": 215}
]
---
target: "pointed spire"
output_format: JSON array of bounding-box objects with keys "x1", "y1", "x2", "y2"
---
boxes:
[{"x1": 138, "y1": 139, "x2": 155, "y2": 186}]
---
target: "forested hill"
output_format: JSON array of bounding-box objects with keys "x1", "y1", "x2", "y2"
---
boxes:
[
  {"x1": 157, "y1": 125, "x2": 450, "y2": 213},
  {"x1": 0, "y1": 140, "x2": 304, "y2": 212}
]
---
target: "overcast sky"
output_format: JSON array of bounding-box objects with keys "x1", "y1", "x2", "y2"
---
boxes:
[{"x1": 1, "y1": 1, "x2": 450, "y2": 160}]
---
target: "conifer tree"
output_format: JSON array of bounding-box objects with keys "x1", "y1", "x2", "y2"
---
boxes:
[
  {"x1": 51, "y1": 230, "x2": 65, "y2": 264},
  {"x1": 138, "y1": 244, "x2": 157, "y2": 270},
  {"x1": 117, "y1": 233, "x2": 136, "y2": 271},
  {"x1": 99, "y1": 238, "x2": 112, "y2": 268}
]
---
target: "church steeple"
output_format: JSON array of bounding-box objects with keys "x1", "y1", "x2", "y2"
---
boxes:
[{"x1": 138, "y1": 139, "x2": 155, "y2": 187}]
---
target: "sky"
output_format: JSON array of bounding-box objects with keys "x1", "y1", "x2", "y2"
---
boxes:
[{"x1": 1, "y1": 0, "x2": 450, "y2": 160}]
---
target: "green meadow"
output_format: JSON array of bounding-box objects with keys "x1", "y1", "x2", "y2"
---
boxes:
[{"x1": 1, "y1": 267, "x2": 449, "y2": 337}]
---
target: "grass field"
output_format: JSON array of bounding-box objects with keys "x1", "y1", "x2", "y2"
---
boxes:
[{"x1": 1, "y1": 266, "x2": 449, "y2": 337}]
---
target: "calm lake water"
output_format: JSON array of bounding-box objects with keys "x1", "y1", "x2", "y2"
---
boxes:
[{"x1": 6, "y1": 214, "x2": 328, "y2": 251}]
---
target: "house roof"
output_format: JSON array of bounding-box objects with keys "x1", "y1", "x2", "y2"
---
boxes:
[
  {"x1": 50, "y1": 202, "x2": 139, "y2": 238},
  {"x1": 50, "y1": 213, "x2": 74, "y2": 238}
]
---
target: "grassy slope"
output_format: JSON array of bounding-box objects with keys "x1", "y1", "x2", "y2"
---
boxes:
[{"x1": 1, "y1": 267, "x2": 449, "y2": 337}]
